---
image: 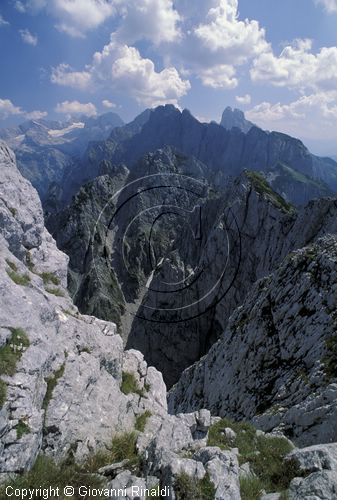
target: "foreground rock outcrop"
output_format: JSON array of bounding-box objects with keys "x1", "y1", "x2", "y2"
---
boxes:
[
  {"x1": 0, "y1": 141, "x2": 165, "y2": 474},
  {"x1": 169, "y1": 235, "x2": 337, "y2": 448}
]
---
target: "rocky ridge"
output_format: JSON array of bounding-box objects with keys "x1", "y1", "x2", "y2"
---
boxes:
[{"x1": 69, "y1": 105, "x2": 337, "y2": 204}]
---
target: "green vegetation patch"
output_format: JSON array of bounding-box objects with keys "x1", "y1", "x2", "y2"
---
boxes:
[
  {"x1": 42, "y1": 364, "x2": 65, "y2": 412},
  {"x1": 45, "y1": 287, "x2": 65, "y2": 297},
  {"x1": 208, "y1": 418, "x2": 300, "y2": 495},
  {"x1": 39, "y1": 272, "x2": 60, "y2": 286},
  {"x1": 5, "y1": 259, "x2": 17, "y2": 272},
  {"x1": 15, "y1": 419, "x2": 31, "y2": 439},
  {"x1": 323, "y1": 335, "x2": 337, "y2": 381},
  {"x1": 135, "y1": 410, "x2": 152, "y2": 432},
  {"x1": 0, "y1": 327, "x2": 30, "y2": 377},
  {"x1": 240, "y1": 476, "x2": 265, "y2": 500},
  {"x1": 121, "y1": 371, "x2": 145, "y2": 397},
  {"x1": 6, "y1": 268, "x2": 31, "y2": 286},
  {"x1": 0, "y1": 379, "x2": 7, "y2": 407},
  {"x1": 0, "y1": 455, "x2": 104, "y2": 499},
  {"x1": 245, "y1": 171, "x2": 294, "y2": 213},
  {"x1": 174, "y1": 472, "x2": 216, "y2": 500},
  {"x1": 83, "y1": 431, "x2": 139, "y2": 474}
]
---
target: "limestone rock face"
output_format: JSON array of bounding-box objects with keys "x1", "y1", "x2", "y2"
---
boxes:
[
  {"x1": 169, "y1": 235, "x2": 337, "y2": 447},
  {"x1": 0, "y1": 142, "x2": 166, "y2": 474},
  {"x1": 0, "y1": 141, "x2": 68, "y2": 286},
  {"x1": 288, "y1": 444, "x2": 337, "y2": 499}
]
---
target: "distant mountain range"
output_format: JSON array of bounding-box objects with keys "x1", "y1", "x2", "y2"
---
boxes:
[
  {"x1": 0, "y1": 112, "x2": 124, "y2": 200},
  {"x1": 1, "y1": 105, "x2": 337, "y2": 208},
  {"x1": 58, "y1": 104, "x2": 337, "y2": 208}
]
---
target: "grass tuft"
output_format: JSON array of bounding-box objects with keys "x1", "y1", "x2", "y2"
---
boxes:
[
  {"x1": 146, "y1": 484, "x2": 162, "y2": 499},
  {"x1": 39, "y1": 272, "x2": 60, "y2": 286},
  {"x1": 0, "y1": 379, "x2": 7, "y2": 407},
  {"x1": 245, "y1": 171, "x2": 294, "y2": 213},
  {"x1": 42, "y1": 364, "x2": 65, "y2": 412},
  {"x1": 45, "y1": 287, "x2": 64, "y2": 297},
  {"x1": 6, "y1": 268, "x2": 31, "y2": 286},
  {"x1": 174, "y1": 472, "x2": 215, "y2": 499},
  {"x1": 240, "y1": 476, "x2": 265, "y2": 500},
  {"x1": 135, "y1": 411, "x2": 152, "y2": 432},
  {"x1": 5, "y1": 259, "x2": 17, "y2": 272},
  {"x1": 83, "y1": 431, "x2": 139, "y2": 473},
  {"x1": 121, "y1": 371, "x2": 144, "y2": 397},
  {"x1": 16, "y1": 420, "x2": 31, "y2": 439},
  {"x1": 323, "y1": 336, "x2": 337, "y2": 381},
  {"x1": 0, "y1": 328, "x2": 30, "y2": 377}
]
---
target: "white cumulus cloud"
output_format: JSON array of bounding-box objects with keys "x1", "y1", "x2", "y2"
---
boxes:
[
  {"x1": 314, "y1": 0, "x2": 337, "y2": 12},
  {"x1": 0, "y1": 99, "x2": 22, "y2": 119},
  {"x1": 246, "y1": 91, "x2": 337, "y2": 142},
  {"x1": 102, "y1": 99, "x2": 116, "y2": 109},
  {"x1": 52, "y1": 36, "x2": 190, "y2": 107},
  {"x1": 14, "y1": 1, "x2": 26, "y2": 13},
  {"x1": 194, "y1": 0, "x2": 268, "y2": 62},
  {"x1": 25, "y1": 110, "x2": 48, "y2": 120},
  {"x1": 55, "y1": 100, "x2": 97, "y2": 117},
  {"x1": 236, "y1": 94, "x2": 251, "y2": 105},
  {"x1": 251, "y1": 38, "x2": 337, "y2": 91},
  {"x1": 16, "y1": 0, "x2": 180, "y2": 41},
  {"x1": 51, "y1": 64, "x2": 92, "y2": 90},
  {"x1": 0, "y1": 14, "x2": 9, "y2": 26},
  {"x1": 160, "y1": 0, "x2": 270, "y2": 89},
  {"x1": 19, "y1": 29, "x2": 38, "y2": 46},
  {"x1": 198, "y1": 64, "x2": 238, "y2": 89},
  {"x1": 0, "y1": 98, "x2": 47, "y2": 121},
  {"x1": 50, "y1": 0, "x2": 116, "y2": 38},
  {"x1": 116, "y1": 0, "x2": 181, "y2": 45}
]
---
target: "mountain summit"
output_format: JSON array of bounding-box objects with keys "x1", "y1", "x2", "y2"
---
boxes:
[{"x1": 220, "y1": 106, "x2": 255, "y2": 133}]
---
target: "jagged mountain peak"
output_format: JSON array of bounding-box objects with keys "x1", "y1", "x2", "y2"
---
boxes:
[{"x1": 220, "y1": 106, "x2": 255, "y2": 133}]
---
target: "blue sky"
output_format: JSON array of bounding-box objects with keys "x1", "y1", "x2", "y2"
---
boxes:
[{"x1": 1, "y1": 0, "x2": 337, "y2": 154}]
